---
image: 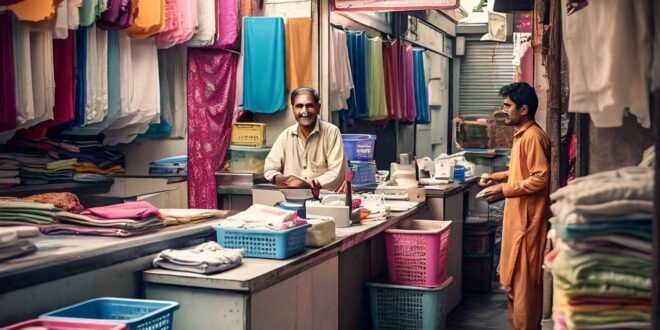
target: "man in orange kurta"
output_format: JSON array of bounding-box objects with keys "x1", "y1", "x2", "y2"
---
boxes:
[{"x1": 480, "y1": 82, "x2": 551, "y2": 330}]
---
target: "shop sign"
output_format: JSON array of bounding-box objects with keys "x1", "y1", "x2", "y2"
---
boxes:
[{"x1": 334, "y1": 0, "x2": 460, "y2": 12}]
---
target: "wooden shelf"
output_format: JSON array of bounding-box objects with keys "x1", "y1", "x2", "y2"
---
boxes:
[{"x1": 1, "y1": 181, "x2": 114, "y2": 198}]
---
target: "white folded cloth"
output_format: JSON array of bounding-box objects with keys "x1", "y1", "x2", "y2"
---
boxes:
[{"x1": 153, "y1": 242, "x2": 244, "y2": 274}]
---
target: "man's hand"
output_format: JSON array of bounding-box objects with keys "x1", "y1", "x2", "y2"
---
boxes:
[
  {"x1": 274, "y1": 175, "x2": 291, "y2": 186},
  {"x1": 479, "y1": 174, "x2": 497, "y2": 187},
  {"x1": 481, "y1": 184, "x2": 505, "y2": 203},
  {"x1": 285, "y1": 176, "x2": 312, "y2": 188}
]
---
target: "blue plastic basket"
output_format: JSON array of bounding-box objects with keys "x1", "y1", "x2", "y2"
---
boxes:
[
  {"x1": 342, "y1": 134, "x2": 376, "y2": 161},
  {"x1": 367, "y1": 277, "x2": 453, "y2": 330},
  {"x1": 214, "y1": 224, "x2": 311, "y2": 259},
  {"x1": 40, "y1": 298, "x2": 179, "y2": 330},
  {"x1": 350, "y1": 161, "x2": 377, "y2": 185}
]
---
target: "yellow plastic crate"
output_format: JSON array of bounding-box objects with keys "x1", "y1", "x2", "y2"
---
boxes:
[{"x1": 231, "y1": 123, "x2": 266, "y2": 148}]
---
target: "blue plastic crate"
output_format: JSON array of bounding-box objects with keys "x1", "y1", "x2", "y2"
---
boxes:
[
  {"x1": 40, "y1": 298, "x2": 179, "y2": 330},
  {"x1": 214, "y1": 224, "x2": 311, "y2": 259},
  {"x1": 350, "y1": 161, "x2": 377, "y2": 185},
  {"x1": 342, "y1": 134, "x2": 376, "y2": 161},
  {"x1": 367, "y1": 277, "x2": 452, "y2": 330}
]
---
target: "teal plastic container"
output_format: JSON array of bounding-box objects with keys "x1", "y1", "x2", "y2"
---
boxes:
[{"x1": 367, "y1": 277, "x2": 452, "y2": 330}]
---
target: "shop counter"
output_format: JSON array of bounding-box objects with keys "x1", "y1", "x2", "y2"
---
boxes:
[
  {"x1": 142, "y1": 204, "x2": 428, "y2": 330},
  {"x1": 0, "y1": 216, "x2": 229, "y2": 326}
]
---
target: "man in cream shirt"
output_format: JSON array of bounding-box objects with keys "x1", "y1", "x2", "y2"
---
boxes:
[{"x1": 263, "y1": 87, "x2": 347, "y2": 190}]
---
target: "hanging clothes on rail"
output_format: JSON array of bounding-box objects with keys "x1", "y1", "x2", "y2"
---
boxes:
[
  {"x1": 72, "y1": 27, "x2": 88, "y2": 127},
  {"x1": 366, "y1": 37, "x2": 388, "y2": 121},
  {"x1": 24, "y1": 21, "x2": 56, "y2": 130},
  {"x1": 383, "y1": 40, "x2": 401, "y2": 120},
  {"x1": 85, "y1": 26, "x2": 109, "y2": 126},
  {"x1": 242, "y1": 17, "x2": 286, "y2": 114},
  {"x1": 103, "y1": 36, "x2": 160, "y2": 145},
  {"x1": 187, "y1": 49, "x2": 238, "y2": 209},
  {"x1": 413, "y1": 49, "x2": 430, "y2": 124},
  {"x1": 400, "y1": 43, "x2": 417, "y2": 123},
  {"x1": 346, "y1": 30, "x2": 368, "y2": 120},
  {"x1": 155, "y1": 0, "x2": 197, "y2": 49},
  {"x1": 328, "y1": 27, "x2": 353, "y2": 112},
  {"x1": 0, "y1": 0, "x2": 25, "y2": 5},
  {"x1": 66, "y1": 30, "x2": 121, "y2": 135},
  {"x1": 186, "y1": 0, "x2": 216, "y2": 47},
  {"x1": 138, "y1": 48, "x2": 178, "y2": 139},
  {"x1": 285, "y1": 17, "x2": 313, "y2": 92},
  {"x1": 7, "y1": 0, "x2": 60, "y2": 22},
  {"x1": 0, "y1": 13, "x2": 17, "y2": 134},
  {"x1": 126, "y1": 0, "x2": 164, "y2": 39}
]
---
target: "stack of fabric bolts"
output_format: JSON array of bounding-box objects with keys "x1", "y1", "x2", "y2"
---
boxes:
[
  {"x1": 44, "y1": 201, "x2": 164, "y2": 237},
  {"x1": 546, "y1": 166, "x2": 654, "y2": 330},
  {"x1": 0, "y1": 197, "x2": 61, "y2": 226}
]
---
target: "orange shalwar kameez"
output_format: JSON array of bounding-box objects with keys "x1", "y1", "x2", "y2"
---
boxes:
[{"x1": 490, "y1": 121, "x2": 551, "y2": 330}]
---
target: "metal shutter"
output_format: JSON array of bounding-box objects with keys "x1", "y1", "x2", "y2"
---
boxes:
[{"x1": 459, "y1": 41, "x2": 516, "y2": 117}]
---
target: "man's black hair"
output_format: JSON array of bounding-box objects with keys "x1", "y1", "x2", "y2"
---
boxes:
[
  {"x1": 499, "y1": 82, "x2": 538, "y2": 120},
  {"x1": 290, "y1": 87, "x2": 320, "y2": 106}
]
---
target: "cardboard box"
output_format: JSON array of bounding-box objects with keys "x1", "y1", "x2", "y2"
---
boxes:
[{"x1": 231, "y1": 123, "x2": 266, "y2": 148}]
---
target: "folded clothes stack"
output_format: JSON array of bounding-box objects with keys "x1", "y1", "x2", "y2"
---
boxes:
[
  {"x1": 546, "y1": 167, "x2": 653, "y2": 330},
  {"x1": 218, "y1": 204, "x2": 308, "y2": 231},
  {"x1": 0, "y1": 226, "x2": 40, "y2": 262},
  {"x1": 0, "y1": 153, "x2": 20, "y2": 188},
  {"x1": 153, "y1": 242, "x2": 244, "y2": 274},
  {"x1": 159, "y1": 209, "x2": 228, "y2": 226},
  {"x1": 0, "y1": 198, "x2": 61, "y2": 225},
  {"x1": 43, "y1": 201, "x2": 164, "y2": 237}
]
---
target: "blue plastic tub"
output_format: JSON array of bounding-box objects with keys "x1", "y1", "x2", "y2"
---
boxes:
[
  {"x1": 367, "y1": 277, "x2": 453, "y2": 330},
  {"x1": 342, "y1": 134, "x2": 376, "y2": 161},
  {"x1": 214, "y1": 224, "x2": 311, "y2": 259},
  {"x1": 350, "y1": 161, "x2": 377, "y2": 185},
  {"x1": 40, "y1": 298, "x2": 179, "y2": 330}
]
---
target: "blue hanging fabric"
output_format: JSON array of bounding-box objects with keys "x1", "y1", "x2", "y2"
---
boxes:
[
  {"x1": 413, "y1": 49, "x2": 430, "y2": 124},
  {"x1": 243, "y1": 17, "x2": 287, "y2": 114},
  {"x1": 346, "y1": 30, "x2": 368, "y2": 120},
  {"x1": 67, "y1": 31, "x2": 122, "y2": 135},
  {"x1": 72, "y1": 27, "x2": 88, "y2": 128}
]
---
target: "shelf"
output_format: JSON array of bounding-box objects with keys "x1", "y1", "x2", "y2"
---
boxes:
[{"x1": 1, "y1": 181, "x2": 114, "y2": 198}]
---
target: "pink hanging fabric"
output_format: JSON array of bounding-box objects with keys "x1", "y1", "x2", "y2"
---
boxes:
[
  {"x1": 401, "y1": 43, "x2": 417, "y2": 123},
  {"x1": 207, "y1": 0, "x2": 239, "y2": 49},
  {"x1": 383, "y1": 40, "x2": 401, "y2": 120},
  {"x1": 187, "y1": 49, "x2": 238, "y2": 209}
]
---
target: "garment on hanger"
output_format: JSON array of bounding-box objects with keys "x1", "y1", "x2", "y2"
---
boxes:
[
  {"x1": 7, "y1": 0, "x2": 60, "y2": 22},
  {"x1": 23, "y1": 21, "x2": 56, "y2": 130},
  {"x1": 67, "y1": 0, "x2": 83, "y2": 29},
  {"x1": 155, "y1": 0, "x2": 197, "y2": 49},
  {"x1": 0, "y1": 13, "x2": 16, "y2": 133},
  {"x1": 97, "y1": 0, "x2": 134, "y2": 30},
  {"x1": 54, "y1": 0, "x2": 69, "y2": 39},
  {"x1": 400, "y1": 43, "x2": 417, "y2": 123},
  {"x1": 138, "y1": 48, "x2": 175, "y2": 139},
  {"x1": 285, "y1": 17, "x2": 312, "y2": 92},
  {"x1": 383, "y1": 40, "x2": 401, "y2": 120},
  {"x1": 328, "y1": 27, "x2": 353, "y2": 112},
  {"x1": 0, "y1": 0, "x2": 25, "y2": 5},
  {"x1": 187, "y1": 49, "x2": 238, "y2": 209},
  {"x1": 561, "y1": 0, "x2": 651, "y2": 128},
  {"x1": 242, "y1": 17, "x2": 286, "y2": 114},
  {"x1": 413, "y1": 49, "x2": 430, "y2": 124},
  {"x1": 207, "y1": 0, "x2": 239, "y2": 49},
  {"x1": 84, "y1": 26, "x2": 108, "y2": 126},
  {"x1": 126, "y1": 0, "x2": 164, "y2": 39},
  {"x1": 79, "y1": 0, "x2": 98, "y2": 27},
  {"x1": 73, "y1": 27, "x2": 88, "y2": 127},
  {"x1": 366, "y1": 37, "x2": 388, "y2": 121},
  {"x1": 186, "y1": 0, "x2": 216, "y2": 47},
  {"x1": 169, "y1": 46, "x2": 187, "y2": 138},
  {"x1": 346, "y1": 30, "x2": 368, "y2": 120}
]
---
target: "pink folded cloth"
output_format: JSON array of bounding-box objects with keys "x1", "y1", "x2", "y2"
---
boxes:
[{"x1": 80, "y1": 201, "x2": 161, "y2": 220}]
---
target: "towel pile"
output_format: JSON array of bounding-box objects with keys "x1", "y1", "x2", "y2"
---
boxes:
[
  {"x1": 218, "y1": 204, "x2": 308, "y2": 231},
  {"x1": 546, "y1": 166, "x2": 653, "y2": 330},
  {"x1": 0, "y1": 226, "x2": 40, "y2": 262},
  {"x1": 153, "y1": 242, "x2": 244, "y2": 274},
  {"x1": 43, "y1": 201, "x2": 164, "y2": 237},
  {"x1": 0, "y1": 198, "x2": 61, "y2": 225}
]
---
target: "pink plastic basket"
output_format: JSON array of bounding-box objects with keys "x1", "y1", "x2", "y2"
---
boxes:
[
  {"x1": 1, "y1": 319, "x2": 127, "y2": 330},
  {"x1": 385, "y1": 220, "x2": 452, "y2": 287}
]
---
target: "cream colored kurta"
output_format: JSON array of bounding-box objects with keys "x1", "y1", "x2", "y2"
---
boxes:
[
  {"x1": 264, "y1": 120, "x2": 347, "y2": 190},
  {"x1": 491, "y1": 120, "x2": 551, "y2": 329}
]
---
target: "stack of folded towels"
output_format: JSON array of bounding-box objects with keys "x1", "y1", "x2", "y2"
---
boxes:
[
  {"x1": 153, "y1": 242, "x2": 244, "y2": 274},
  {"x1": 0, "y1": 197, "x2": 63, "y2": 225},
  {"x1": 159, "y1": 209, "x2": 228, "y2": 226},
  {"x1": 217, "y1": 204, "x2": 308, "y2": 231},
  {"x1": 44, "y1": 201, "x2": 164, "y2": 237},
  {"x1": 0, "y1": 226, "x2": 40, "y2": 262},
  {"x1": 546, "y1": 166, "x2": 653, "y2": 330}
]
